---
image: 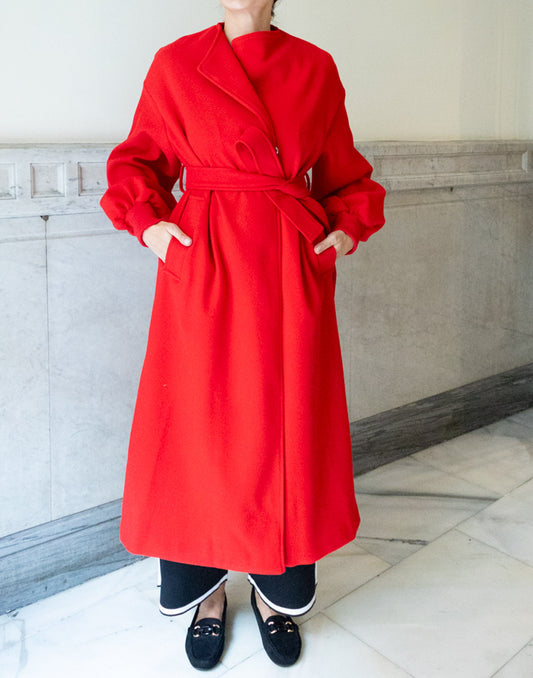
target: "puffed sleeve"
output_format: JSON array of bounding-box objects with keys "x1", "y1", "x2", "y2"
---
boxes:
[
  {"x1": 99, "y1": 70, "x2": 182, "y2": 247},
  {"x1": 311, "y1": 84, "x2": 386, "y2": 255}
]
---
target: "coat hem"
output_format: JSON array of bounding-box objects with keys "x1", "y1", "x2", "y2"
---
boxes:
[{"x1": 119, "y1": 523, "x2": 359, "y2": 576}]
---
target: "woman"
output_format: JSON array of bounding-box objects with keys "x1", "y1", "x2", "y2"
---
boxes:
[{"x1": 100, "y1": 0, "x2": 386, "y2": 670}]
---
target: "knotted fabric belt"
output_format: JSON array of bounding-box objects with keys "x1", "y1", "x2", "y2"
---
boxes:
[{"x1": 179, "y1": 165, "x2": 330, "y2": 245}]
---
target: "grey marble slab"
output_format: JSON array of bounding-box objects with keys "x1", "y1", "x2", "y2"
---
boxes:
[
  {"x1": 508, "y1": 407, "x2": 533, "y2": 430},
  {"x1": 0, "y1": 499, "x2": 142, "y2": 615},
  {"x1": 457, "y1": 477, "x2": 533, "y2": 567},
  {"x1": 324, "y1": 529, "x2": 533, "y2": 678},
  {"x1": 0, "y1": 215, "x2": 45, "y2": 242},
  {"x1": 351, "y1": 363, "x2": 533, "y2": 476},
  {"x1": 493, "y1": 641, "x2": 533, "y2": 677},
  {"x1": 413, "y1": 410, "x2": 533, "y2": 494},
  {"x1": 0, "y1": 239, "x2": 51, "y2": 537},
  {"x1": 46, "y1": 221, "x2": 157, "y2": 519},
  {"x1": 352, "y1": 456, "x2": 499, "y2": 564},
  {"x1": 345, "y1": 180, "x2": 533, "y2": 422},
  {"x1": 223, "y1": 613, "x2": 413, "y2": 677}
]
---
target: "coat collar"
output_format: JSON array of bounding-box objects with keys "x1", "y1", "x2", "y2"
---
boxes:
[{"x1": 197, "y1": 22, "x2": 284, "y2": 145}]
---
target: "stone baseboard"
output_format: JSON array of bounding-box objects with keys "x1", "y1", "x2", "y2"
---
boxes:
[
  {"x1": 351, "y1": 362, "x2": 533, "y2": 475},
  {"x1": 0, "y1": 500, "x2": 141, "y2": 615}
]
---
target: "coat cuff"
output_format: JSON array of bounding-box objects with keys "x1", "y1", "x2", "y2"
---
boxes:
[{"x1": 126, "y1": 202, "x2": 169, "y2": 247}]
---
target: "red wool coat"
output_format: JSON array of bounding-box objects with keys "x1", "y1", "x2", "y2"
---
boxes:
[{"x1": 100, "y1": 21, "x2": 386, "y2": 574}]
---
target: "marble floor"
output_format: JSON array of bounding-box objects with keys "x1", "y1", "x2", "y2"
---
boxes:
[{"x1": 2, "y1": 407, "x2": 533, "y2": 678}]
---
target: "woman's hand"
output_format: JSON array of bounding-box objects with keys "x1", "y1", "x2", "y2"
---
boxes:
[
  {"x1": 142, "y1": 221, "x2": 193, "y2": 262},
  {"x1": 313, "y1": 229, "x2": 354, "y2": 259}
]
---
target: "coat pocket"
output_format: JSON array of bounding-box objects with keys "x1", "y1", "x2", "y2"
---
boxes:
[
  {"x1": 314, "y1": 243, "x2": 337, "y2": 276},
  {"x1": 162, "y1": 193, "x2": 200, "y2": 283}
]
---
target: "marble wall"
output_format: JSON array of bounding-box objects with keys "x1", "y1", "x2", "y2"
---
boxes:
[
  {"x1": 0, "y1": 148, "x2": 158, "y2": 537},
  {"x1": 0, "y1": 140, "x2": 532, "y2": 540},
  {"x1": 337, "y1": 141, "x2": 533, "y2": 421}
]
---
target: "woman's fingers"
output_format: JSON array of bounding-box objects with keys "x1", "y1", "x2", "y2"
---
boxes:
[
  {"x1": 165, "y1": 222, "x2": 192, "y2": 247},
  {"x1": 314, "y1": 232, "x2": 338, "y2": 258},
  {"x1": 314, "y1": 230, "x2": 354, "y2": 257},
  {"x1": 142, "y1": 221, "x2": 193, "y2": 262}
]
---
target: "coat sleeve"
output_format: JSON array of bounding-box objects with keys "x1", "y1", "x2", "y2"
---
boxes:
[
  {"x1": 99, "y1": 72, "x2": 182, "y2": 247},
  {"x1": 311, "y1": 87, "x2": 386, "y2": 255}
]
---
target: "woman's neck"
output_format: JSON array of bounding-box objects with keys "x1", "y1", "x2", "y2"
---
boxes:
[{"x1": 222, "y1": 10, "x2": 272, "y2": 45}]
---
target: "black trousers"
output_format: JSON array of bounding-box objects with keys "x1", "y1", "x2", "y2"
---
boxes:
[{"x1": 158, "y1": 559, "x2": 317, "y2": 617}]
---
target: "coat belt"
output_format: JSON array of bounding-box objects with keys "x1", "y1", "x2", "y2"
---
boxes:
[{"x1": 179, "y1": 165, "x2": 330, "y2": 245}]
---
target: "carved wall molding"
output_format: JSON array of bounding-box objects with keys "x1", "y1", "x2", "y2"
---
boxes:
[{"x1": 1, "y1": 140, "x2": 531, "y2": 219}]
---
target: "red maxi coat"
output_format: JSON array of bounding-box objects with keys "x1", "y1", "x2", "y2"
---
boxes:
[{"x1": 100, "y1": 21, "x2": 386, "y2": 574}]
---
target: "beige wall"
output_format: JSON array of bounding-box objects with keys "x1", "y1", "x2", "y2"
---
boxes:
[{"x1": 0, "y1": 0, "x2": 532, "y2": 143}]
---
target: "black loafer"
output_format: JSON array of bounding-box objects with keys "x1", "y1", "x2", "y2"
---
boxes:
[
  {"x1": 250, "y1": 586, "x2": 302, "y2": 667},
  {"x1": 185, "y1": 593, "x2": 227, "y2": 670}
]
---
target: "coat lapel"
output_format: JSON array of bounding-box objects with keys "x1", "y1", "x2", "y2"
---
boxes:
[{"x1": 197, "y1": 22, "x2": 278, "y2": 145}]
